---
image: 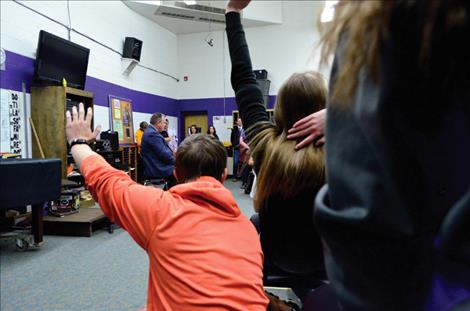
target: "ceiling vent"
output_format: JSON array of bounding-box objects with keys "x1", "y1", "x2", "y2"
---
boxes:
[{"x1": 154, "y1": 1, "x2": 229, "y2": 24}]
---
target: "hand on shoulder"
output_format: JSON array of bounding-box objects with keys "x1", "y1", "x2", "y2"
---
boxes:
[{"x1": 287, "y1": 108, "x2": 327, "y2": 149}]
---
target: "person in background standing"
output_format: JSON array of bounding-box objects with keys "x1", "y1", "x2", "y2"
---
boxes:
[
  {"x1": 190, "y1": 125, "x2": 198, "y2": 136},
  {"x1": 135, "y1": 121, "x2": 148, "y2": 183},
  {"x1": 135, "y1": 121, "x2": 148, "y2": 147},
  {"x1": 207, "y1": 125, "x2": 220, "y2": 140},
  {"x1": 230, "y1": 118, "x2": 242, "y2": 182},
  {"x1": 160, "y1": 118, "x2": 171, "y2": 143}
]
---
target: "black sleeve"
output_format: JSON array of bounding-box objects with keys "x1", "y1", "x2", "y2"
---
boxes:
[{"x1": 225, "y1": 12, "x2": 269, "y2": 135}]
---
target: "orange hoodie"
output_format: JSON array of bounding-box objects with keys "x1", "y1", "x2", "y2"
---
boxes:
[{"x1": 81, "y1": 155, "x2": 268, "y2": 310}]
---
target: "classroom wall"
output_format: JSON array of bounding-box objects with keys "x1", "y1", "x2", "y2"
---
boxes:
[
  {"x1": 0, "y1": 0, "x2": 180, "y2": 155},
  {"x1": 1, "y1": 0, "x2": 329, "y2": 152},
  {"x1": 176, "y1": 1, "x2": 327, "y2": 139},
  {"x1": 178, "y1": 1, "x2": 326, "y2": 99}
]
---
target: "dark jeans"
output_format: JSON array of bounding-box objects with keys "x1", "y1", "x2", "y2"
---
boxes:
[{"x1": 233, "y1": 148, "x2": 240, "y2": 178}]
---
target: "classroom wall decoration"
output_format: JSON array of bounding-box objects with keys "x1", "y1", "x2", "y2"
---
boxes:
[
  {"x1": 109, "y1": 95, "x2": 134, "y2": 145},
  {"x1": 1, "y1": 89, "x2": 26, "y2": 157}
]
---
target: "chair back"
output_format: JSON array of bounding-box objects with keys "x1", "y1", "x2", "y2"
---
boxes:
[
  {"x1": 260, "y1": 190, "x2": 326, "y2": 281},
  {"x1": 0, "y1": 158, "x2": 61, "y2": 208}
]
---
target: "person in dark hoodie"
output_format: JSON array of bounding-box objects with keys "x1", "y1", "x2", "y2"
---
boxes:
[
  {"x1": 65, "y1": 103, "x2": 268, "y2": 310},
  {"x1": 314, "y1": 1, "x2": 470, "y2": 310}
]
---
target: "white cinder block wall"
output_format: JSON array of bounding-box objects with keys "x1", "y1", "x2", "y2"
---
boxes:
[
  {"x1": 177, "y1": 1, "x2": 328, "y2": 100},
  {"x1": 1, "y1": 0, "x2": 329, "y2": 154},
  {"x1": 0, "y1": 0, "x2": 179, "y2": 136}
]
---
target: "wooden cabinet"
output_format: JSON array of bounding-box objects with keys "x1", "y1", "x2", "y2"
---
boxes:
[
  {"x1": 31, "y1": 86, "x2": 93, "y2": 177},
  {"x1": 120, "y1": 145, "x2": 138, "y2": 182}
]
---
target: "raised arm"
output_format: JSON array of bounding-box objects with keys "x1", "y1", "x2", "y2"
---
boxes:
[
  {"x1": 66, "y1": 103, "x2": 164, "y2": 249},
  {"x1": 225, "y1": 1, "x2": 269, "y2": 134}
]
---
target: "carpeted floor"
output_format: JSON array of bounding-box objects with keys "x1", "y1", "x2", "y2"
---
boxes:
[{"x1": 0, "y1": 180, "x2": 255, "y2": 311}]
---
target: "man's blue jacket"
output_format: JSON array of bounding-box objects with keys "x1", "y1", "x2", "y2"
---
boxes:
[{"x1": 141, "y1": 125, "x2": 175, "y2": 179}]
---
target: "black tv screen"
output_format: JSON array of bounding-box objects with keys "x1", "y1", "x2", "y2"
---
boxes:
[{"x1": 34, "y1": 30, "x2": 90, "y2": 89}]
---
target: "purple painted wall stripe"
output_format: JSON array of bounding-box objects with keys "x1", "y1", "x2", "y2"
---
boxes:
[
  {"x1": 0, "y1": 50, "x2": 179, "y2": 115},
  {"x1": 0, "y1": 50, "x2": 276, "y2": 121},
  {"x1": 85, "y1": 76, "x2": 178, "y2": 116},
  {"x1": 0, "y1": 51, "x2": 35, "y2": 92}
]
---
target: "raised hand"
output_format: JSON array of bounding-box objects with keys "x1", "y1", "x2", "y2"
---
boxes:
[
  {"x1": 65, "y1": 102, "x2": 101, "y2": 145},
  {"x1": 287, "y1": 108, "x2": 326, "y2": 149},
  {"x1": 225, "y1": 0, "x2": 251, "y2": 13}
]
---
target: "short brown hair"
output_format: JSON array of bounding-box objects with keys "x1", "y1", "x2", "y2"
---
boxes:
[
  {"x1": 175, "y1": 134, "x2": 227, "y2": 182},
  {"x1": 139, "y1": 121, "x2": 148, "y2": 130}
]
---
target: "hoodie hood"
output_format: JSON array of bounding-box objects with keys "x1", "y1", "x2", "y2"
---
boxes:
[{"x1": 169, "y1": 176, "x2": 240, "y2": 217}]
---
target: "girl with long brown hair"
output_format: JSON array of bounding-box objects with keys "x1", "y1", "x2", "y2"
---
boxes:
[{"x1": 225, "y1": 0, "x2": 328, "y2": 290}]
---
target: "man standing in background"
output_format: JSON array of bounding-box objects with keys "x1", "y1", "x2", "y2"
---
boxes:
[
  {"x1": 160, "y1": 118, "x2": 171, "y2": 143},
  {"x1": 231, "y1": 118, "x2": 243, "y2": 181}
]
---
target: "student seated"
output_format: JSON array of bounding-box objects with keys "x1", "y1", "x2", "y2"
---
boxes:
[
  {"x1": 225, "y1": 0, "x2": 327, "y2": 292},
  {"x1": 65, "y1": 104, "x2": 268, "y2": 310}
]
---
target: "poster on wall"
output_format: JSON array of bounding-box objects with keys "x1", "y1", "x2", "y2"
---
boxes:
[
  {"x1": 108, "y1": 95, "x2": 134, "y2": 145},
  {"x1": 1, "y1": 89, "x2": 26, "y2": 157},
  {"x1": 213, "y1": 115, "x2": 233, "y2": 144}
]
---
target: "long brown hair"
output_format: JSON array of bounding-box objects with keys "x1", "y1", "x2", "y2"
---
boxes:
[
  {"x1": 320, "y1": 0, "x2": 468, "y2": 103},
  {"x1": 250, "y1": 71, "x2": 327, "y2": 212}
]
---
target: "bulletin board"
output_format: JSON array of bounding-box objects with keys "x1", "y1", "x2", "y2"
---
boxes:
[{"x1": 109, "y1": 95, "x2": 134, "y2": 145}]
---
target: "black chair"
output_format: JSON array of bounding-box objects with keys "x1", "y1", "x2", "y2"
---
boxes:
[
  {"x1": 0, "y1": 158, "x2": 61, "y2": 249},
  {"x1": 259, "y1": 191, "x2": 327, "y2": 300},
  {"x1": 300, "y1": 284, "x2": 341, "y2": 311},
  {"x1": 440, "y1": 190, "x2": 470, "y2": 266}
]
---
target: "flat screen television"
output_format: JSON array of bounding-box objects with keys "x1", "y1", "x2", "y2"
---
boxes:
[{"x1": 34, "y1": 30, "x2": 90, "y2": 90}]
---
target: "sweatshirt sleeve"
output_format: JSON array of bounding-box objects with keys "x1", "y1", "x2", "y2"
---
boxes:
[
  {"x1": 226, "y1": 12, "x2": 270, "y2": 135},
  {"x1": 81, "y1": 154, "x2": 166, "y2": 249}
]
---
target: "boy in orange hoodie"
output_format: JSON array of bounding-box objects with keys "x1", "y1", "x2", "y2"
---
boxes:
[{"x1": 66, "y1": 103, "x2": 268, "y2": 310}]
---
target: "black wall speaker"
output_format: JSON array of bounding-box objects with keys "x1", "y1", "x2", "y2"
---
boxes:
[
  {"x1": 123, "y1": 37, "x2": 143, "y2": 62},
  {"x1": 257, "y1": 79, "x2": 271, "y2": 106}
]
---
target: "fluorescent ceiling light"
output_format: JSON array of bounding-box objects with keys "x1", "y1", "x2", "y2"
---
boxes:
[
  {"x1": 183, "y1": 0, "x2": 197, "y2": 5},
  {"x1": 321, "y1": 0, "x2": 338, "y2": 23}
]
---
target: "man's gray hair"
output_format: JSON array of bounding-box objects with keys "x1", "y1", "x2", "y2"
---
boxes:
[{"x1": 150, "y1": 112, "x2": 164, "y2": 125}]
